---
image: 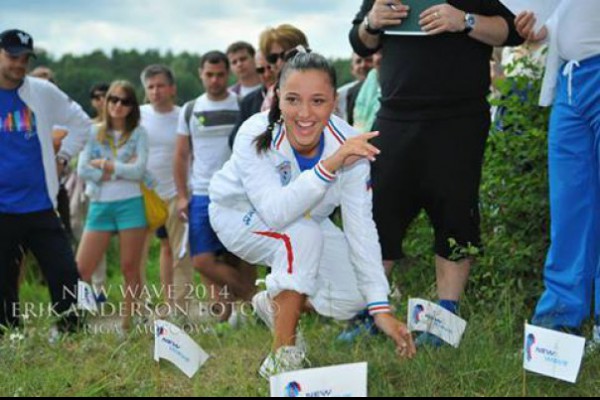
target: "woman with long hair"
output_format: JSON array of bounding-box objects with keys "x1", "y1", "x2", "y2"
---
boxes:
[
  {"x1": 77, "y1": 80, "x2": 150, "y2": 330},
  {"x1": 209, "y1": 52, "x2": 416, "y2": 378}
]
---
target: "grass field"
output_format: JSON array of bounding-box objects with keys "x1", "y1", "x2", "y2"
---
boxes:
[{"x1": 1, "y1": 239, "x2": 599, "y2": 397}]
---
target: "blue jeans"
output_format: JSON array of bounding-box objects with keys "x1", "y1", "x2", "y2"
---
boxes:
[{"x1": 533, "y1": 54, "x2": 600, "y2": 329}]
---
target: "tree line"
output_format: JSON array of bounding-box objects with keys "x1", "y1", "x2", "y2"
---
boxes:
[{"x1": 31, "y1": 49, "x2": 353, "y2": 116}]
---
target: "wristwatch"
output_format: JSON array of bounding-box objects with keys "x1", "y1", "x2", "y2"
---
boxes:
[
  {"x1": 363, "y1": 14, "x2": 382, "y2": 35},
  {"x1": 464, "y1": 13, "x2": 476, "y2": 33}
]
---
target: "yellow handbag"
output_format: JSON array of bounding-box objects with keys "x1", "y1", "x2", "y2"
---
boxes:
[
  {"x1": 108, "y1": 135, "x2": 168, "y2": 231},
  {"x1": 140, "y1": 183, "x2": 168, "y2": 231}
]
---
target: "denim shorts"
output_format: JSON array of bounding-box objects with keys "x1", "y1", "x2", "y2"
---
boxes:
[{"x1": 86, "y1": 196, "x2": 147, "y2": 232}]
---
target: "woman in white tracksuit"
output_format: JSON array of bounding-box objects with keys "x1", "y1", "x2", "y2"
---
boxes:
[{"x1": 209, "y1": 52, "x2": 415, "y2": 378}]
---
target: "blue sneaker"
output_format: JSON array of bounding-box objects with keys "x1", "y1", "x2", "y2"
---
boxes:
[
  {"x1": 336, "y1": 311, "x2": 380, "y2": 343},
  {"x1": 95, "y1": 292, "x2": 107, "y2": 304}
]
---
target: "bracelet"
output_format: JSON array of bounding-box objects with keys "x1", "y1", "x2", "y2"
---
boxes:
[{"x1": 368, "y1": 301, "x2": 393, "y2": 316}]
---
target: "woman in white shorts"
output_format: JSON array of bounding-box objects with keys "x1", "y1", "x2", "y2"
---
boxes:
[{"x1": 209, "y1": 51, "x2": 416, "y2": 378}]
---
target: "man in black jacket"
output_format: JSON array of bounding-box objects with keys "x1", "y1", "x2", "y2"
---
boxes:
[{"x1": 229, "y1": 51, "x2": 276, "y2": 148}]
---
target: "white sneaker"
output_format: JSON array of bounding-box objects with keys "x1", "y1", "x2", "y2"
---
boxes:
[
  {"x1": 48, "y1": 326, "x2": 61, "y2": 345},
  {"x1": 252, "y1": 291, "x2": 307, "y2": 353},
  {"x1": 252, "y1": 291, "x2": 276, "y2": 331},
  {"x1": 586, "y1": 341, "x2": 599, "y2": 355},
  {"x1": 295, "y1": 330, "x2": 307, "y2": 354},
  {"x1": 259, "y1": 346, "x2": 306, "y2": 380},
  {"x1": 585, "y1": 325, "x2": 600, "y2": 355},
  {"x1": 225, "y1": 308, "x2": 239, "y2": 329},
  {"x1": 227, "y1": 304, "x2": 248, "y2": 330}
]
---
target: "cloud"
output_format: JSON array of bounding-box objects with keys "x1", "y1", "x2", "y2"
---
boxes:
[{"x1": 1, "y1": 0, "x2": 363, "y2": 58}]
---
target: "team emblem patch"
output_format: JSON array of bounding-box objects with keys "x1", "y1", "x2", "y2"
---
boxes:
[
  {"x1": 277, "y1": 161, "x2": 292, "y2": 186},
  {"x1": 17, "y1": 32, "x2": 31, "y2": 45}
]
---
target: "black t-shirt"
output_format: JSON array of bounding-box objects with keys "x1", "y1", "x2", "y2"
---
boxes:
[
  {"x1": 229, "y1": 85, "x2": 266, "y2": 148},
  {"x1": 349, "y1": 0, "x2": 523, "y2": 120}
]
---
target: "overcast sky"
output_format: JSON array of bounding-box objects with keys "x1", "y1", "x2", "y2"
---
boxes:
[{"x1": 2, "y1": 0, "x2": 365, "y2": 59}]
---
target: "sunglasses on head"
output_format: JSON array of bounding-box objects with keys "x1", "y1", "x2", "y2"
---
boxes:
[{"x1": 107, "y1": 95, "x2": 134, "y2": 107}]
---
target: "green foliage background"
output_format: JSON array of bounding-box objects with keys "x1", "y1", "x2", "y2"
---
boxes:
[{"x1": 30, "y1": 49, "x2": 354, "y2": 116}]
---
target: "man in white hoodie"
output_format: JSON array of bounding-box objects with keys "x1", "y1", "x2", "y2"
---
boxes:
[{"x1": 0, "y1": 29, "x2": 90, "y2": 334}]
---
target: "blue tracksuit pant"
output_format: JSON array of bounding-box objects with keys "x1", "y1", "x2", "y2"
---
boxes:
[{"x1": 533, "y1": 54, "x2": 600, "y2": 330}]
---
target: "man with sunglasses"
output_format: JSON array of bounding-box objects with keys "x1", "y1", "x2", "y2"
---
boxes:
[
  {"x1": 83, "y1": 82, "x2": 110, "y2": 300},
  {"x1": 230, "y1": 50, "x2": 277, "y2": 147},
  {"x1": 0, "y1": 29, "x2": 90, "y2": 336},
  {"x1": 89, "y1": 83, "x2": 108, "y2": 123}
]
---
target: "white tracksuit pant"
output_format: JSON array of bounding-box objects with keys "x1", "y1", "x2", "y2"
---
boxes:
[{"x1": 209, "y1": 203, "x2": 366, "y2": 320}]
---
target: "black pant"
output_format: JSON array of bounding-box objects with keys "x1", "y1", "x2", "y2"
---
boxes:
[
  {"x1": 371, "y1": 113, "x2": 490, "y2": 260},
  {"x1": 0, "y1": 210, "x2": 80, "y2": 332},
  {"x1": 57, "y1": 183, "x2": 74, "y2": 242}
]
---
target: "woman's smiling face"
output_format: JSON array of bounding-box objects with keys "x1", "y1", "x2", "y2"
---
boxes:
[{"x1": 278, "y1": 69, "x2": 336, "y2": 157}]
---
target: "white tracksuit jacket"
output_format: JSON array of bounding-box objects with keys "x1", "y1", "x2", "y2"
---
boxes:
[{"x1": 209, "y1": 112, "x2": 391, "y2": 317}]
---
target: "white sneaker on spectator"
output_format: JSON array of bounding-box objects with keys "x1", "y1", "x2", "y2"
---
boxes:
[{"x1": 259, "y1": 346, "x2": 306, "y2": 380}]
